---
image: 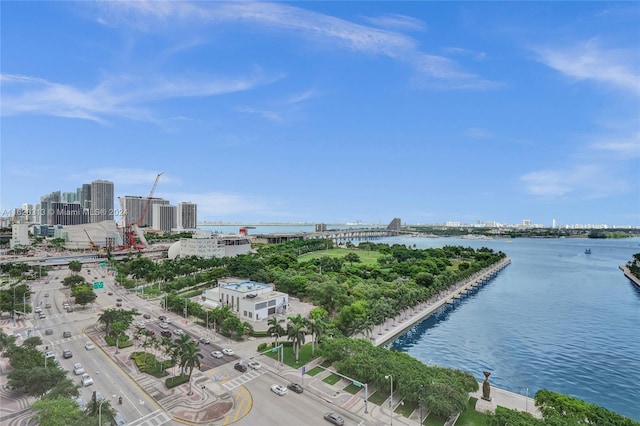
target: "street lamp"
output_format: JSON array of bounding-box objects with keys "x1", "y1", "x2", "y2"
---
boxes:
[
  {"x1": 419, "y1": 384, "x2": 424, "y2": 424},
  {"x1": 98, "y1": 394, "x2": 116, "y2": 426},
  {"x1": 385, "y1": 374, "x2": 394, "y2": 426}
]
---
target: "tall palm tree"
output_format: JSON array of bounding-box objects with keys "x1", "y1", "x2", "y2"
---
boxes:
[
  {"x1": 267, "y1": 316, "x2": 285, "y2": 346},
  {"x1": 180, "y1": 342, "x2": 203, "y2": 395},
  {"x1": 286, "y1": 316, "x2": 306, "y2": 363},
  {"x1": 174, "y1": 333, "x2": 192, "y2": 375},
  {"x1": 304, "y1": 317, "x2": 324, "y2": 357}
]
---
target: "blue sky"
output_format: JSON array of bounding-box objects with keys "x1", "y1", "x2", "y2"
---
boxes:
[{"x1": 1, "y1": 1, "x2": 639, "y2": 226}]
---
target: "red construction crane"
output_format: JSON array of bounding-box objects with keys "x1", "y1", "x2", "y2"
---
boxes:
[
  {"x1": 137, "y1": 172, "x2": 164, "y2": 227},
  {"x1": 119, "y1": 172, "x2": 163, "y2": 251}
]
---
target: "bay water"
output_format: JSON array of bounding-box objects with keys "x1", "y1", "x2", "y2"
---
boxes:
[{"x1": 384, "y1": 236, "x2": 640, "y2": 421}]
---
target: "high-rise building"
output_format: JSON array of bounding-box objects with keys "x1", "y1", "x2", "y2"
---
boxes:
[
  {"x1": 81, "y1": 184, "x2": 92, "y2": 210},
  {"x1": 50, "y1": 202, "x2": 87, "y2": 225},
  {"x1": 39, "y1": 191, "x2": 61, "y2": 224},
  {"x1": 177, "y1": 202, "x2": 197, "y2": 230},
  {"x1": 21, "y1": 203, "x2": 35, "y2": 224},
  {"x1": 152, "y1": 204, "x2": 176, "y2": 233},
  {"x1": 121, "y1": 196, "x2": 170, "y2": 227},
  {"x1": 62, "y1": 192, "x2": 77, "y2": 203},
  {"x1": 90, "y1": 180, "x2": 114, "y2": 223}
]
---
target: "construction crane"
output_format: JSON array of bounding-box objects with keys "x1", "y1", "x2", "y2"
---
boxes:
[
  {"x1": 120, "y1": 172, "x2": 163, "y2": 251},
  {"x1": 84, "y1": 229, "x2": 99, "y2": 251}
]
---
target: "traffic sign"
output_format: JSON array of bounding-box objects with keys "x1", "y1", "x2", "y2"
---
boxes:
[
  {"x1": 93, "y1": 281, "x2": 104, "y2": 289},
  {"x1": 100, "y1": 262, "x2": 106, "y2": 267},
  {"x1": 301, "y1": 366, "x2": 306, "y2": 375},
  {"x1": 353, "y1": 381, "x2": 362, "y2": 387}
]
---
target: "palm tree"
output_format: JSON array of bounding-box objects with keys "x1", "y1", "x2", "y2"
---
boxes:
[
  {"x1": 174, "y1": 333, "x2": 192, "y2": 375},
  {"x1": 111, "y1": 321, "x2": 127, "y2": 354},
  {"x1": 304, "y1": 317, "x2": 324, "y2": 356},
  {"x1": 267, "y1": 316, "x2": 285, "y2": 346},
  {"x1": 180, "y1": 342, "x2": 203, "y2": 395},
  {"x1": 286, "y1": 315, "x2": 306, "y2": 363}
]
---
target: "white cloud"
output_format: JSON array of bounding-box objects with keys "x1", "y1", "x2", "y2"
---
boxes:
[
  {"x1": 95, "y1": 1, "x2": 495, "y2": 89},
  {"x1": 520, "y1": 164, "x2": 630, "y2": 198},
  {"x1": 533, "y1": 38, "x2": 640, "y2": 96},
  {"x1": 0, "y1": 72, "x2": 277, "y2": 123},
  {"x1": 589, "y1": 132, "x2": 640, "y2": 158},
  {"x1": 361, "y1": 13, "x2": 427, "y2": 32},
  {"x1": 464, "y1": 127, "x2": 494, "y2": 139},
  {"x1": 235, "y1": 106, "x2": 283, "y2": 122}
]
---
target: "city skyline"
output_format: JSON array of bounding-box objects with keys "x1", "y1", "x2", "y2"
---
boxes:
[{"x1": 1, "y1": 2, "x2": 639, "y2": 226}]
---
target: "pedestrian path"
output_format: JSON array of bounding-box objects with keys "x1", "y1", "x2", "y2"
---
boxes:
[
  {"x1": 221, "y1": 369, "x2": 264, "y2": 392},
  {"x1": 127, "y1": 409, "x2": 173, "y2": 426}
]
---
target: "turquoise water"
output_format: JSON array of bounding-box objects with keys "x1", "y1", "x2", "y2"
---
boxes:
[{"x1": 383, "y1": 237, "x2": 640, "y2": 421}]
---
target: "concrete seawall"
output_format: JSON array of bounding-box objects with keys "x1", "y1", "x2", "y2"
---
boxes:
[
  {"x1": 373, "y1": 257, "x2": 512, "y2": 347},
  {"x1": 619, "y1": 264, "x2": 640, "y2": 288}
]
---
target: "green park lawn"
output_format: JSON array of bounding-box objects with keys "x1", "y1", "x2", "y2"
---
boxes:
[
  {"x1": 264, "y1": 343, "x2": 317, "y2": 368},
  {"x1": 298, "y1": 248, "x2": 383, "y2": 265},
  {"x1": 322, "y1": 374, "x2": 341, "y2": 385},
  {"x1": 368, "y1": 390, "x2": 390, "y2": 406},
  {"x1": 306, "y1": 366, "x2": 324, "y2": 376},
  {"x1": 343, "y1": 383, "x2": 362, "y2": 394},
  {"x1": 455, "y1": 398, "x2": 490, "y2": 426},
  {"x1": 395, "y1": 399, "x2": 418, "y2": 417}
]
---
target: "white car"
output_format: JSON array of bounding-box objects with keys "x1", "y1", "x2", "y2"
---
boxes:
[
  {"x1": 84, "y1": 342, "x2": 95, "y2": 351},
  {"x1": 173, "y1": 329, "x2": 183, "y2": 335},
  {"x1": 222, "y1": 348, "x2": 234, "y2": 356},
  {"x1": 137, "y1": 322, "x2": 146, "y2": 329},
  {"x1": 163, "y1": 318, "x2": 172, "y2": 324},
  {"x1": 270, "y1": 384, "x2": 288, "y2": 396},
  {"x1": 211, "y1": 351, "x2": 223, "y2": 359},
  {"x1": 73, "y1": 363, "x2": 85, "y2": 375},
  {"x1": 44, "y1": 350, "x2": 55, "y2": 359},
  {"x1": 199, "y1": 337, "x2": 210, "y2": 345},
  {"x1": 159, "y1": 322, "x2": 169, "y2": 329},
  {"x1": 248, "y1": 361, "x2": 261, "y2": 370},
  {"x1": 81, "y1": 374, "x2": 94, "y2": 387}
]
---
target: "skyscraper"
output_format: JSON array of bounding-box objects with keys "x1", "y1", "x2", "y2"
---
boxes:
[
  {"x1": 152, "y1": 204, "x2": 176, "y2": 233},
  {"x1": 121, "y1": 196, "x2": 170, "y2": 227},
  {"x1": 90, "y1": 180, "x2": 114, "y2": 223},
  {"x1": 177, "y1": 202, "x2": 197, "y2": 230}
]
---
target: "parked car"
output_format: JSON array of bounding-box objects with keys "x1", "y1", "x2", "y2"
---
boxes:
[
  {"x1": 270, "y1": 384, "x2": 288, "y2": 396},
  {"x1": 234, "y1": 363, "x2": 247, "y2": 372},
  {"x1": 84, "y1": 342, "x2": 95, "y2": 351},
  {"x1": 222, "y1": 348, "x2": 234, "y2": 356},
  {"x1": 199, "y1": 337, "x2": 210, "y2": 345},
  {"x1": 324, "y1": 413, "x2": 345, "y2": 426},
  {"x1": 73, "y1": 363, "x2": 85, "y2": 375},
  {"x1": 287, "y1": 383, "x2": 304, "y2": 394},
  {"x1": 211, "y1": 351, "x2": 223, "y2": 359},
  {"x1": 248, "y1": 361, "x2": 261, "y2": 370},
  {"x1": 160, "y1": 331, "x2": 172, "y2": 338},
  {"x1": 63, "y1": 349, "x2": 73, "y2": 359},
  {"x1": 81, "y1": 373, "x2": 94, "y2": 387},
  {"x1": 63, "y1": 330, "x2": 72, "y2": 338}
]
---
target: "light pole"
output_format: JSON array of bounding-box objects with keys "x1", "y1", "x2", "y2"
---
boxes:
[
  {"x1": 99, "y1": 395, "x2": 116, "y2": 426},
  {"x1": 12, "y1": 286, "x2": 16, "y2": 326},
  {"x1": 385, "y1": 374, "x2": 394, "y2": 426},
  {"x1": 420, "y1": 384, "x2": 424, "y2": 424}
]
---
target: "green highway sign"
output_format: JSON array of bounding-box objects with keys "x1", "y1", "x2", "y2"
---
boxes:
[
  {"x1": 353, "y1": 381, "x2": 362, "y2": 387},
  {"x1": 272, "y1": 348, "x2": 278, "y2": 353},
  {"x1": 100, "y1": 262, "x2": 106, "y2": 267},
  {"x1": 93, "y1": 281, "x2": 104, "y2": 289}
]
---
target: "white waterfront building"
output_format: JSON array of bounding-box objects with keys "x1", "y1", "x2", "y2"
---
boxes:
[
  {"x1": 208, "y1": 279, "x2": 288, "y2": 322},
  {"x1": 167, "y1": 234, "x2": 251, "y2": 260}
]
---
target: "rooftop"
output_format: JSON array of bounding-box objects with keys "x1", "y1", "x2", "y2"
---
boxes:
[{"x1": 220, "y1": 280, "x2": 270, "y2": 293}]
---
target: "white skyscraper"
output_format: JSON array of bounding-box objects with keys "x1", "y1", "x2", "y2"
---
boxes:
[
  {"x1": 177, "y1": 202, "x2": 198, "y2": 230},
  {"x1": 152, "y1": 204, "x2": 177, "y2": 233},
  {"x1": 90, "y1": 180, "x2": 114, "y2": 223}
]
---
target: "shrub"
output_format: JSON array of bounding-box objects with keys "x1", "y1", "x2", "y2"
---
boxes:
[
  {"x1": 166, "y1": 374, "x2": 190, "y2": 389},
  {"x1": 257, "y1": 342, "x2": 268, "y2": 352}
]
